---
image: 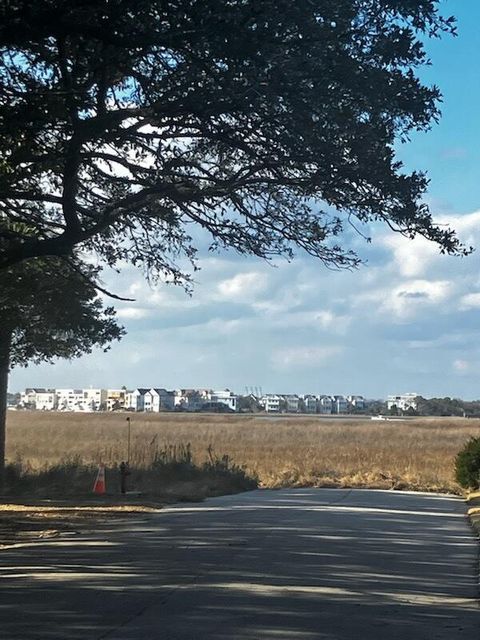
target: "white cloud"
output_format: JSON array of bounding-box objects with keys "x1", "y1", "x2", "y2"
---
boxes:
[
  {"x1": 356, "y1": 279, "x2": 453, "y2": 320},
  {"x1": 389, "y1": 280, "x2": 453, "y2": 319},
  {"x1": 381, "y1": 234, "x2": 438, "y2": 278},
  {"x1": 271, "y1": 346, "x2": 343, "y2": 370},
  {"x1": 459, "y1": 292, "x2": 480, "y2": 310},
  {"x1": 262, "y1": 309, "x2": 351, "y2": 334},
  {"x1": 216, "y1": 271, "x2": 268, "y2": 302},
  {"x1": 116, "y1": 307, "x2": 151, "y2": 319},
  {"x1": 453, "y1": 359, "x2": 470, "y2": 373},
  {"x1": 11, "y1": 208, "x2": 480, "y2": 398}
]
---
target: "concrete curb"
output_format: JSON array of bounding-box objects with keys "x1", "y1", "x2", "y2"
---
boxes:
[{"x1": 466, "y1": 491, "x2": 480, "y2": 536}]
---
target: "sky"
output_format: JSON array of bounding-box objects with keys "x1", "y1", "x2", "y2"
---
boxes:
[{"x1": 9, "y1": 0, "x2": 480, "y2": 399}]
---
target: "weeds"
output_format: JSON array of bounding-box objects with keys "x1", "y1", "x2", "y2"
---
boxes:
[
  {"x1": 6, "y1": 412, "x2": 480, "y2": 494},
  {"x1": 4, "y1": 440, "x2": 257, "y2": 500}
]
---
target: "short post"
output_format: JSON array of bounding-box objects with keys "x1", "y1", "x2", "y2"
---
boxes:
[{"x1": 120, "y1": 461, "x2": 130, "y2": 494}]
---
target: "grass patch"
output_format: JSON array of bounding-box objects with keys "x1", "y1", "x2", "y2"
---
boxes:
[{"x1": 6, "y1": 412, "x2": 480, "y2": 495}]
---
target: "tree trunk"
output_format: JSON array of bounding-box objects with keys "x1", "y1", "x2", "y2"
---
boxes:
[{"x1": 0, "y1": 327, "x2": 12, "y2": 493}]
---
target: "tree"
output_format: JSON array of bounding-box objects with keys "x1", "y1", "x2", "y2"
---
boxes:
[
  {"x1": 0, "y1": 257, "x2": 124, "y2": 486},
  {"x1": 0, "y1": 0, "x2": 467, "y2": 282},
  {"x1": 237, "y1": 395, "x2": 262, "y2": 413}
]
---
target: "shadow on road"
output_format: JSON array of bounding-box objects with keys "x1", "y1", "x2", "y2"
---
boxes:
[{"x1": 0, "y1": 489, "x2": 478, "y2": 639}]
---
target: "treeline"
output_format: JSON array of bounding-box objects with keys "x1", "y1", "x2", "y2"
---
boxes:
[{"x1": 413, "y1": 397, "x2": 480, "y2": 417}]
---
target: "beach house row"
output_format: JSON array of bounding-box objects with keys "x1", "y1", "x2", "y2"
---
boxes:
[
  {"x1": 259, "y1": 394, "x2": 365, "y2": 414},
  {"x1": 19, "y1": 387, "x2": 237, "y2": 413}
]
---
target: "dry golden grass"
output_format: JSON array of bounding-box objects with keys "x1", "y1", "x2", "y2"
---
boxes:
[{"x1": 7, "y1": 411, "x2": 480, "y2": 494}]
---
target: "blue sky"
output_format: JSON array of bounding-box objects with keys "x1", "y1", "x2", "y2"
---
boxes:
[{"x1": 9, "y1": 0, "x2": 480, "y2": 399}]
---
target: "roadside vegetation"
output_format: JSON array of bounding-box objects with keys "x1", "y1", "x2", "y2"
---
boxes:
[
  {"x1": 4, "y1": 440, "x2": 257, "y2": 501},
  {"x1": 455, "y1": 436, "x2": 480, "y2": 490},
  {"x1": 6, "y1": 412, "x2": 480, "y2": 495}
]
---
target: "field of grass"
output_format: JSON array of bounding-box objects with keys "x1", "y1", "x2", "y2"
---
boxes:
[{"x1": 6, "y1": 411, "x2": 480, "y2": 495}]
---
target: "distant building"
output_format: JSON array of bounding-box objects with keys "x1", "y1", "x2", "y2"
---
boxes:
[
  {"x1": 81, "y1": 388, "x2": 106, "y2": 411},
  {"x1": 347, "y1": 395, "x2": 365, "y2": 410},
  {"x1": 210, "y1": 390, "x2": 237, "y2": 412},
  {"x1": 318, "y1": 395, "x2": 333, "y2": 414},
  {"x1": 282, "y1": 394, "x2": 300, "y2": 413},
  {"x1": 20, "y1": 388, "x2": 56, "y2": 411},
  {"x1": 125, "y1": 388, "x2": 150, "y2": 411},
  {"x1": 303, "y1": 395, "x2": 318, "y2": 413},
  {"x1": 104, "y1": 389, "x2": 126, "y2": 411},
  {"x1": 56, "y1": 388, "x2": 88, "y2": 412},
  {"x1": 260, "y1": 394, "x2": 281, "y2": 413},
  {"x1": 387, "y1": 393, "x2": 418, "y2": 412},
  {"x1": 141, "y1": 388, "x2": 174, "y2": 412},
  {"x1": 331, "y1": 395, "x2": 348, "y2": 414}
]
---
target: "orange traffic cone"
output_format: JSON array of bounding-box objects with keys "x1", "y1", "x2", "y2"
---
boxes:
[{"x1": 93, "y1": 464, "x2": 106, "y2": 494}]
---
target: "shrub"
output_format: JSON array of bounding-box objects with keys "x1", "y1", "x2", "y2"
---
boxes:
[{"x1": 455, "y1": 437, "x2": 480, "y2": 489}]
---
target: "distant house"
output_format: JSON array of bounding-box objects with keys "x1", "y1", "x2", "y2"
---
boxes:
[
  {"x1": 20, "y1": 388, "x2": 56, "y2": 411},
  {"x1": 347, "y1": 395, "x2": 365, "y2": 410},
  {"x1": 387, "y1": 393, "x2": 418, "y2": 412},
  {"x1": 303, "y1": 395, "x2": 318, "y2": 413},
  {"x1": 142, "y1": 388, "x2": 175, "y2": 412},
  {"x1": 331, "y1": 395, "x2": 348, "y2": 414},
  {"x1": 178, "y1": 389, "x2": 210, "y2": 411},
  {"x1": 318, "y1": 395, "x2": 333, "y2": 414},
  {"x1": 56, "y1": 388, "x2": 87, "y2": 412},
  {"x1": 282, "y1": 394, "x2": 299, "y2": 413},
  {"x1": 210, "y1": 390, "x2": 237, "y2": 412},
  {"x1": 105, "y1": 389, "x2": 126, "y2": 411},
  {"x1": 82, "y1": 388, "x2": 106, "y2": 411},
  {"x1": 260, "y1": 394, "x2": 281, "y2": 413},
  {"x1": 125, "y1": 388, "x2": 150, "y2": 411},
  {"x1": 155, "y1": 388, "x2": 175, "y2": 411}
]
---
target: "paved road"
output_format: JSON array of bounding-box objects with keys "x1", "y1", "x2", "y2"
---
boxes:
[{"x1": 0, "y1": 489, "x2": 478, "y2": 639}]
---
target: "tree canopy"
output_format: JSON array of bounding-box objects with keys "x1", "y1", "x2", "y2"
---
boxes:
[
  {"x1": 0, "y1": 258, "x2": 123, "y2": 367},
  {"x1": 0, "y1": 0, "x2": 466, "y2": 283},
  {"x1": 0, "y1": 256, "x2": 124, "y2": 483}
]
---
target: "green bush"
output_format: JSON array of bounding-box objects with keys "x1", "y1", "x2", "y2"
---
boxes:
[{"x1": 455, "y1": 437, "x2": 480, "y2": 489}]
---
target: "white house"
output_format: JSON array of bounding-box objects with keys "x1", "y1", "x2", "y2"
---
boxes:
[
  {"x1": 210, "y1": 390, "x2": 237, "y2": 412},
  {"x1": 142, "y1": 388, "x2": 168, "y2": 412},
  {"x1": 82, "y1": 388, "x2": 106, "y2": 411},
  {"x1": 260, "y1": 394, "x2": 281, "y2": 413},
  {"x1": 21, "y1": 388, "x2": 56, "y2": 410},
  {"x1": 331, "y1": 395, "x2": 348, "y2": 414},
  {"x1": 56, "y1": 389, "x2": 87, "y2": 411},
  {"x1": 387, "y1": 393, "x2": 418, "y2": 412},
  {"x1": 318, "y1": 395, "x2": 333, "y2": 414},
  {"x1": 125, "y1": 388, "x2": 150, "y2": 411}
]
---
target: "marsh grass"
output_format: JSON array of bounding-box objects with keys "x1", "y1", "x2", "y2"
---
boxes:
[
  {"x1": 6, "y1": 412, "x2": 480, "y2": 494},
  {"x1": 4, "y1": 418, "x2": 257, "y2": 499}
]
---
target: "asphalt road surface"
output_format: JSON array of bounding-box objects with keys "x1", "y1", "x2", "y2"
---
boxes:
[{"x1": 0, "y1": 489, "x2": 478, "y2": 639}]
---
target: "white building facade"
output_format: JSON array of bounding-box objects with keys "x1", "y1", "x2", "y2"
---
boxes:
[
  {"x1": 260, "y1": 394, "x2": 281, "y2": 413},
  {"x1": 20, "y1": 388, "x2": 56, "y2": 410},
  {"x1": 210, "y1": 390, "x2": 237, "y2": 411},
  {"x1": 387, "y1": 393, "x2": 418, "y2": 412}
]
